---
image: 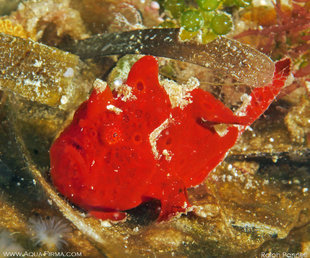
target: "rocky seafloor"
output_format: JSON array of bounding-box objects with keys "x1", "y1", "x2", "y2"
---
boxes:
[{"x1": 0, "y1": 0, "x2": 309, "y2": 257}]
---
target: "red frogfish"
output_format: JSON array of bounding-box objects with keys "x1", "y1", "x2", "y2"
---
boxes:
[{"x1": 50, "y1": 56, "x2": 291, "y2": 221}]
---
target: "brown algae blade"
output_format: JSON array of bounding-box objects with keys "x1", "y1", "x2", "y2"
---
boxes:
[
  {"x1": 66, "y1": 28, "x2": 275, "y2": 87},
  {"x1": 0, "y1": 33, "x2": 94, "y2": 110}
]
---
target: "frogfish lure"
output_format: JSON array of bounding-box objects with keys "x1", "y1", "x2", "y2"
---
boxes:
[{"x1": 50, "y1": 56, "x2": 291, "y2": 221}]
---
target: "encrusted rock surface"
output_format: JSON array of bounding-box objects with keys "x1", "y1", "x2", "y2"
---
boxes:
[{"x1": 0, "y1": 0, "x2": 308, "y2": 257}]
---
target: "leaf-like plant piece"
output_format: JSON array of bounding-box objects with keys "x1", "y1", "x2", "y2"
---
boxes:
[
  {"x1": 0, "y1": 33, "x2": 95, "y2": 110},
  {"x1": 64, "y1": 28, "x2": 275, "y2": 88}
]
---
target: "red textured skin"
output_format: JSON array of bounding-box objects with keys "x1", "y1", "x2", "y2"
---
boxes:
[{"x1": 50, "y1": 56, "x2": 291, "y2": 221}]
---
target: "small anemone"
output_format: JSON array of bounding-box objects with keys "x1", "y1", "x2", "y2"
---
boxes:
[{"x1": 28, "y1": 216, "x2": 71, "y2": 250}]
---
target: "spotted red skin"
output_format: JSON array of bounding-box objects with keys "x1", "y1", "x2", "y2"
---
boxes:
[{"x1": 50, "y1": 56, "x2": 291, "y2": 221}]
